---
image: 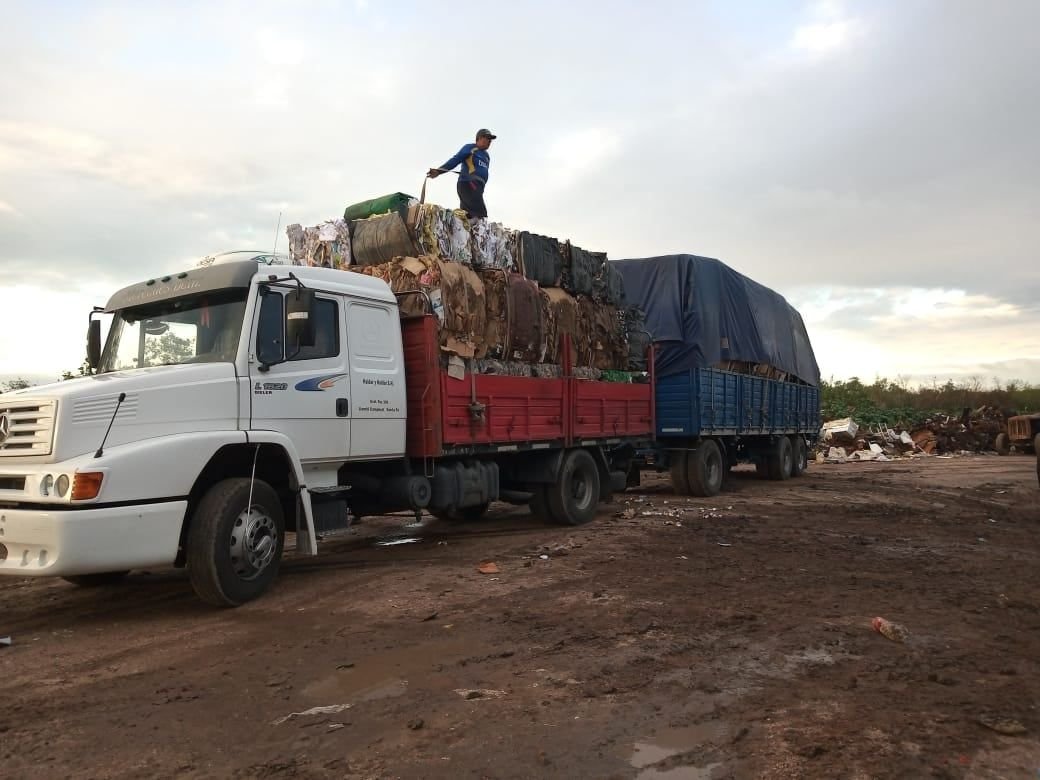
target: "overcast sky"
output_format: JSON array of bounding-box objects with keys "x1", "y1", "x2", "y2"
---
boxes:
[{"x1": 1, "y1": 0, "x2": 1038, "y2": 386}]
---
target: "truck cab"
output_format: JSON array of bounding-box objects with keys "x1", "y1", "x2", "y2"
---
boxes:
[{"x1": 0, "y1": 256, "x2": 403, "y2": 604}]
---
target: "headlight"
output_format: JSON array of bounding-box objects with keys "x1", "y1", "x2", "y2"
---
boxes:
[
  {"x1": 40, "y1": 474, "x2": 54, "y2": 496},
  {"x1": 55, "y1": 474, "x2": 70, "y2": 498}
]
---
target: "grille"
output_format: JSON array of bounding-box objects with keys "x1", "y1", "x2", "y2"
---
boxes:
[{"x1": 0, "y1": 400, "x2": 57, "y2": 457}]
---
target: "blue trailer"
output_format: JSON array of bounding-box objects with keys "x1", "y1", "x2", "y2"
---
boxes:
[{"x1": 616, "y1": 254, "x2": 822, "y2": 496}]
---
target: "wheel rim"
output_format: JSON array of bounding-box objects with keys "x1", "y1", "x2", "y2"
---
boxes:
[
  {"x1": 229, "y1": 505, "x2": 278, "y2": 581},
  {"x1": 707, "y1": 452, "x2": 722, "y2": 488},
  {"x1": 571, "y1": 466, "x2": 594, "y2": 510}
]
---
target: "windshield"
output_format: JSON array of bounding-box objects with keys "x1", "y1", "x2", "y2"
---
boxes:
[{"x1": 100, "y1": 290, "x2": 248, "y2": 373}]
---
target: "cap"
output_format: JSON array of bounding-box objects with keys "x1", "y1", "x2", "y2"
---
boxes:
[{"x1": 476, "y1": 128, "x2": 497, "y2": 140}]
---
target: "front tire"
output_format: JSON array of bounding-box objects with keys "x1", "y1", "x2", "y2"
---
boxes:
[
  {"x1": 545, "y1": 449, "x2": 601, "y2": 526},
  {"x1": 995, "y1": 432, "x2": 1010, "y2": 456},
  {"x1": 187, "y1": 478, "x2": 285, "y2": 607},
  {"x1": 63, "y1": 571, "x2": 130, "y2": 588},
  {"x1": 687, "y1": 440, "x2": 724, "y2": 497}
]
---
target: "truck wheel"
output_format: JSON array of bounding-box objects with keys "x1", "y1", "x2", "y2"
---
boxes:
[
  {"x1": 546, "y1": 449, "x2": 601, "y2": 526},
  {"x1": 1032, "y1": 432, "x2": 1040, "y2": 455},
  {"x1": 63, "y1": 571, "x2": 130, "y2": 587},
  {"x1": 687, "y1": 440, "x2": 724, "y2": 497},
  {"x1": 431, "y1": 503, "x2": 490, "y2": 523},
  {"x1": 669, "y1": 451, "x2": 691, "y2": 495},
  {"x1": 187, "y1": 478, "x2": 285, "y2": 607},
  {"x1": 766, "y1": 437, "x2": 794, "y2": 481},
  {"x1": 791, "y1": 436, "x2": 808, "y2": 477},
  {"x1": 995, "y1": 433, "x2": 1010, "y2": 456}
]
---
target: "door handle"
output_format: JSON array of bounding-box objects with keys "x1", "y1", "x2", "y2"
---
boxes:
[{"x1": 336, "y1": 398, "x2": 350, "y2": 417}]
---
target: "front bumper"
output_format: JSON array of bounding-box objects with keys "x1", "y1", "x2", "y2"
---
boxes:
[{"x1": 0, "y1": 501, "x2": 186, "y2": 577}]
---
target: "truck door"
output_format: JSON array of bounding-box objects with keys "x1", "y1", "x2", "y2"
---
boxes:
[{"x1": 248, "y1": 287, "x2": 350, "y2": 463}]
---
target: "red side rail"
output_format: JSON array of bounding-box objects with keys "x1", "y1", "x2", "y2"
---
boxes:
[{"x1": 402, "y1": 315, "x2": 656, "y2": 459}]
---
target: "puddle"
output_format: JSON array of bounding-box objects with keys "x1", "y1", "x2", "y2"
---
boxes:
[
  {"x1": 374, "y1": 536, "x2": 422, "y2": 547},
  {"x1": 630, "y1": 723, "x2": 727, "y2": 779},
  {"x1": 302, "y1": 638, "x2": 476, "y2": 704}
]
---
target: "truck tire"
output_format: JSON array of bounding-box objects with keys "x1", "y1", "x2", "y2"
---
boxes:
[
  {"x1": 669, "y1": 451, "x2": 691, "y2": 495},
  {"x1": 63, "y1": 570, "x2": 130, "y2": 587},
  {"x1": 995, "y1": 433, "x2": 1010, "y2": 456},
  {"x1": 687, "y1": 440, "x2": 724, "y2": 497},
  {"x1": 545, "y1": 449, "x2": 601, "y2": 526},
  {"x1": 187, "y1": 478, "x2": 285, "y2": 607},
  {"x1": 765, "y1": 437, "x2": 794, "y2": 481},
  {"x1": 791, "y1": 436, "x2": 808, "y2": 477},
  {"x1": 1032, "y1": 432, "x2": 1040, "y2": 455},
  {"x1": 431, "y1": 503, "x2": 490, "y2": 523}
]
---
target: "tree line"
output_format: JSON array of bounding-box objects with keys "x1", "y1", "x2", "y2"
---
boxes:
[{"x1": 821, "y1": 376, "x2": 1040, "y2": 427}]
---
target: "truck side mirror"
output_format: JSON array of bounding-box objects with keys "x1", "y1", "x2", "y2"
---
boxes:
[
  {"x1": 286, "y1": 288, "x2": 317, "y2": 349},
  {"x1": 87, "y1": 319, "x2": 102, "y2": 371}
]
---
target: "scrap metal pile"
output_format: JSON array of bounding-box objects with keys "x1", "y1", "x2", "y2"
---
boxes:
[
  {"x1": 286, "y1": 194, "x2": 646, "y2": 380},
  {"x1": 818, "y1": 406, "x2": 1008, "y2": 461}
]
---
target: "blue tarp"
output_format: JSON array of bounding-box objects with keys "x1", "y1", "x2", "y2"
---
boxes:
[{"x1": 614, "y1": 254, "x2": 820, "y2": 386}]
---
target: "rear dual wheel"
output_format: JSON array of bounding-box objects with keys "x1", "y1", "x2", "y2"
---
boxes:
[
  {"x1": 764, "y1": 436, "x2": 794, "y2": 481},
  {"x1": 528, "y1": 449, "x2": 601, "y2": 526}
]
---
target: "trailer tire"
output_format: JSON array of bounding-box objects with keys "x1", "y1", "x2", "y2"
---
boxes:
[
  {"x1": 546, "y1": 449, "x2": 601, "y2": 526},
  {"x1": 63, "y1": 570, "x2": 130, "y2": 588},
  {"x1": 669, "y1": 451, "x2": 692, "y2": 495},
  {"x1": 766, "y1": 437, "x2": 794, "y2": 481},
  {"x1": 791, "y1": 436, "x2": 808, "y2": 477},
  {"x1": 687, "y1": 440, "x2": 724, "y2": 497},
  {"x1": 187, "y1": 478, "x2": 285, "y2": 607},
  {"x1": 995, "y1": 433, "x2": 1010, "y2": 456}
]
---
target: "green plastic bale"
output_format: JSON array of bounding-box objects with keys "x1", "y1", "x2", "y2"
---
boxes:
[{"x1": 343, "y1": 192, "x2": 414, "y2": 223}]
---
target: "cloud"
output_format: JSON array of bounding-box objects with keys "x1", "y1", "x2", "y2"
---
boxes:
[
  {"x1": 0, "y1": 199, "x2": 22, "y2": 218},
  {"x1": 791, "y1": 19, "x2": 862, "y2": 57}
]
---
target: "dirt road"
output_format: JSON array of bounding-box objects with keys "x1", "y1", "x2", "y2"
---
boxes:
[{"x1": 2, "y1": 457, "x2": 1038, "y2": 779}]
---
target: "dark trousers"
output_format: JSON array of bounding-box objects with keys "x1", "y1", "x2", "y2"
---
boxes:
[{"x1": 457, "y1": 178, "x2": 487, "y2": 219}]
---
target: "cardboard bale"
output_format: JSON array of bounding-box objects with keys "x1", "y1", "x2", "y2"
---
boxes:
[
  {"x1": 355, "y1": 256, "x2": 486, "y2": 358},
  {"x1": 470, "y1": 220, "x2": 516, "y2": 270},
  {"x1": 576, "y1": 296, "x2": 627, "y2": 370},
  {"x1": 480, "y1": 270, "x2": 546, "y2": 363},
  {"x1": 414, "y1": 204, "x2": 473, "y2": 264},
  {"x1": 540, "y1": 287, "x2": 581, "y2": 365},
  {"x1": 351, "y1": 213, "x2": 417, "y2": 267},
  {"x1": 286, "y1": 219, "x2": 352, "y2": 269},
  {"x1": 560, "y1": 242, "x2": 597, "y2": 297},
  {"x1": 517, "y1": 232, "x2": 562, "y2": 286},
  {"x1": 592, "y1": 253, "x2": 625, "y2": 305}
]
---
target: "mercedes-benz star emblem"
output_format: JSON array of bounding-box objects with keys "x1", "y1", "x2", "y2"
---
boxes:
[{"x1": 0, "y1": 413, "x2": 10, "y2": 445}]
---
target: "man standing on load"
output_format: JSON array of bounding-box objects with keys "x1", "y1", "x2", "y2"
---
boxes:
[{"x1": 428, "y1": 129, "x2": 496, "y2": 220}]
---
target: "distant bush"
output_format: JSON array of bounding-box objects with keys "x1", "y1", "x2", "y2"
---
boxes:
[{"x1": 820, "y1": 376, "x2": 1040, "y2": 426}]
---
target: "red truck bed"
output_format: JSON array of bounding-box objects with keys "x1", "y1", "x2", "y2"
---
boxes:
[{"x1": 402, "y1": 314, "x2": 655, "y2": 459}]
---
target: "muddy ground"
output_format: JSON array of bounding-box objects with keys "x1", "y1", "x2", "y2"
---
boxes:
[{"x1": 1, "y1": 456, "x2": 1039, "y2": 779}]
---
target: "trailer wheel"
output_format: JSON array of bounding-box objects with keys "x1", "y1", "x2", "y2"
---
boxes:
[
  {"x1": 995, "y1": 433, "x2": 1010, "y2": 456},
  {"x1": 63, "y1": 570, "x2": 130, "y2": 588},
  {"x1": 687, "y1": 440, "x2": 724, "y2": 497},
  {"x1": 546, "y1": 449, "x2": 601, "y2": 526},
  {"x1": 669, "y1": 451, "x2": 692, "y2": 495},
  {"x1": 187, "y1": 478, "x2": 285, "y2": 607},
  {"x1": 766, "y1": 437, "x2": 794, "y2": 481},
  {"x1": 791, "y1": 436, "x2": 808, "y2": 477}
]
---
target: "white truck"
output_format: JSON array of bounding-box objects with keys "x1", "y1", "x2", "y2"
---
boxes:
[{"x1": 0, "y1": 254, "x2": 654, "y2": 605}]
